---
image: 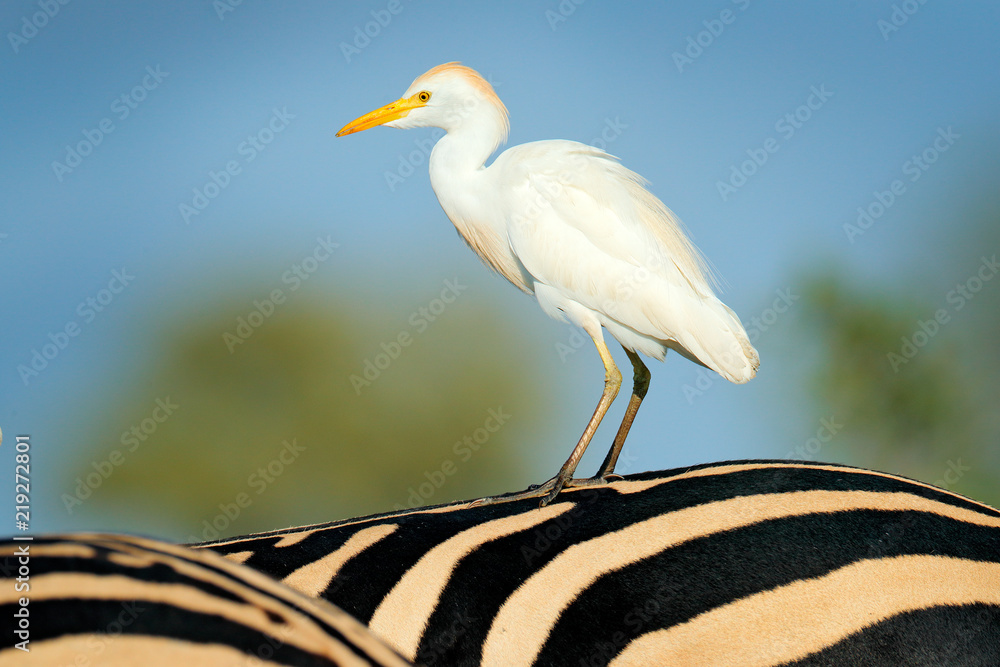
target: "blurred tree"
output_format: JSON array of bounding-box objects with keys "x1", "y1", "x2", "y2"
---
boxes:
[
  {"x1": 60, "y1": 274, "x2": 557, "y2": 542},
  {"x1": 795, "y1": 191, "x2": 1000, "y2": 508}
]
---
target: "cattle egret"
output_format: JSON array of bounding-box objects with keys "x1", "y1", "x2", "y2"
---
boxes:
[{"x1": 337, "y1": 63, "x2": 759, "y2": 505}]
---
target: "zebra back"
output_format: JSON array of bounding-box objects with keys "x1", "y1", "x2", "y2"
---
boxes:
[
  {"x1": 201, "y1": 460, "x2": 1000, "y2": 666},
  {"x1": 0, "y1": 533, "x2": 413, "y2": 666}
]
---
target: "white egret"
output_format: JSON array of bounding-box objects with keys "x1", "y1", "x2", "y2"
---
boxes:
[{"x1": 337, "y1": 63, "x2": 759, "y2": 505}]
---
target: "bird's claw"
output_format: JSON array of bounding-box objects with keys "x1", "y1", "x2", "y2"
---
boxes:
[{"x1": 468, "y1": 471, "x2": 622, "y2": 508}]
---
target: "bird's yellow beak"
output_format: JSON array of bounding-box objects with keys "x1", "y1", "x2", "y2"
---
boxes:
[{"x1": 336, "y1": 93, "x2": 427, "y2": 137}]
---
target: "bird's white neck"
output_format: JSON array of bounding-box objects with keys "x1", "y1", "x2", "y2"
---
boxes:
[
  {"x1": 428, "y1": 99, "x2": 507, "y2": 184},
  {"x1": 425, "y1": 98, "x2": 531, "y2": 293}
]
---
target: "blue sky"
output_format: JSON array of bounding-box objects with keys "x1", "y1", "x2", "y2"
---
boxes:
[{"x1": 3, "y1": 1, "x2": 999, "y2": 536}]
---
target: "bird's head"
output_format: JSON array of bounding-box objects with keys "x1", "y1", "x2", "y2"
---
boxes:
[{"x1": 336, "y1": 62, "x2": 509, "y2": 144}]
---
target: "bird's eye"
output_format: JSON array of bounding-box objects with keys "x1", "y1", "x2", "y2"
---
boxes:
[{"x1": 417, "y1": 91, "x2": 431, "y2": 103}]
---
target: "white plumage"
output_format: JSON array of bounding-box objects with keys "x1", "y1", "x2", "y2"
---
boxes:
[{"x1": 338, "y1": 63, "x2": 758, "y2": 505}]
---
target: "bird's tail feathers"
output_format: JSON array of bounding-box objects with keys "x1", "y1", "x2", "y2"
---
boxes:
[{"x1": 663, "y1": 294, "x2": 759, "y2": 384}]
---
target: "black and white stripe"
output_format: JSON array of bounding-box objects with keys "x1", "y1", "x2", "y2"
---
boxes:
[
  {"x1": 0, "y1": 533, "x2": 413, "y2": 666},
  {"x1": 201, "y1": 460, "x2": 1000, "y2": 666}
]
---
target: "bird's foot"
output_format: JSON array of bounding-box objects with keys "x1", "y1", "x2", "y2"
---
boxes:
[
  {"x1": 563, "y1": 472, "x2": 623, "y2": 488},
  {"x1": 468, "y1": 470, "x2": 624, "y2": 509},
  {"x1": 468, "y1": 475, "x2": 569, "y2": 508}
]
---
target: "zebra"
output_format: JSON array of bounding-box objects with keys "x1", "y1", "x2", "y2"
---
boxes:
[
  {"x1": 198, "y1": 460, "x2": 1000, "y2": 666},
  {"x1": 0, "y1": 533, "x2": 413, "y2": 666}
]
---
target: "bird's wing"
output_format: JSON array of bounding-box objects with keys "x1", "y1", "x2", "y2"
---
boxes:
[
  {"x1": 496, "y1": 141, "x2": 758, "y2": 382},
  {"x1": 496, "y1": 140, "x2": 715, "y2": 296}
]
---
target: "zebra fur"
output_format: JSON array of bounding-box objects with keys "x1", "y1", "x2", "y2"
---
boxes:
[
  {"x1": 199, "y1": 460, "x2": 1000, "y2": 666},
  {"x1": 0, "y1": 533, "x2": 413, "y2": 666}
]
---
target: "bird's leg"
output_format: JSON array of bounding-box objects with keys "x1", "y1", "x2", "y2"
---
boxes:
[
  {"x1": 594, "y1": 347, "x2": 650, "y2": 479},
  {"x1": 469, "y1": 332, "x2": 621, "y2": 508},
  {"x1": 538, "y1": 334, "x2": 622, "y2": 506}
]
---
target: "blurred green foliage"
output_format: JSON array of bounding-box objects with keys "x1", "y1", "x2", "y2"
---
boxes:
[
  {"x1": 796, "y1": 194, "x2": 1000, "y2": 507},
  {"x1": 62, "y1": 277, "x2": 555, "y2": 542}
]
